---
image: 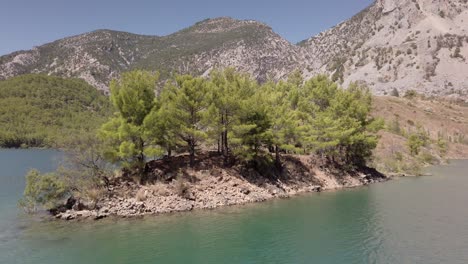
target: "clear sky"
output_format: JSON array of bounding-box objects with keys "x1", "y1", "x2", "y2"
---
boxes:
[{"x1": 0, "y1": 0, "x2": 373, "y2": 55}]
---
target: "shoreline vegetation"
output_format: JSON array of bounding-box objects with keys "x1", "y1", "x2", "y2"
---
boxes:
[{"x1": 14, "y1": 69, "x2": 467, "y2": 220}]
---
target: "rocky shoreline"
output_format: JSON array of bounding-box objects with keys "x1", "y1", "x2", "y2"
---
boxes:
[{"x1": 55, "y1": 154, "x2": 388, "y2": 221}]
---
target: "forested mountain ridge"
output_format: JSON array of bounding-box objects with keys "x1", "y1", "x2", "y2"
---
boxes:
[
  {"x1": 1, "y1": 1, "x2": 468, "y2": 99},
  {"x1": 0, "y1": 74, "x2": 112, "y2": 147}
]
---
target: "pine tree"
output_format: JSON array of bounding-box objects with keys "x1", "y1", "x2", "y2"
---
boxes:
[
  {"x1": 207, "y1": 68, "x2": 256, "y2": 164},
  {"x1": 297, "y1": 76, "x2": 383, "y2": 166},
  {"x1": 262, "y1": 79, "x2": 301, "y2": 167},
  {"x1": 99, "y1": 71, "x2": 161, "y2": 175},
  {"x1": 144, "y1": 84, "x2": 179, "y2": 158},
  {"x1": 231, "y1": 91, "x2": 272, "y2": 162},
  {"x1": 162, "y1": 75, "x2": 210, "y2": 167}
]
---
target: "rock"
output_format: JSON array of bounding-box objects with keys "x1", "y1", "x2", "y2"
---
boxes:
[
  {"x1": 60, "y1": 211, "x2": 76, "y2": 221},
  {"x1": 312, "y1": 186, "x2": 322, "y2": 192},
  {"x1": 94, "y1": 214, "x2": 108, "y2": 220},
  {"x1": 72, "y1": 199, "x2": 88, "y2": 211},
  {"x1": 76, "y1": 210, "x2": 95, "y2": 219},
  {"x1": 266, "y1": 184, "x2": 284, "y2": 196},
  {"x1": 95, "y1": 211, "x2": 109, "y2": 220},
  {"x1": 240, "y1": 188, "x2": 251, "y2": 195},
  {"x1": 65, "y1": 197, "x2": 77, "y2": 209},
  {"x1": 184, "y1": 191, "x2": 196, "y2": 201}
]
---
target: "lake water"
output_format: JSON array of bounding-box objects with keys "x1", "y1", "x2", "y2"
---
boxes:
[{"x1": 1, "y1": 149, "x2": 468, "y2": 264}]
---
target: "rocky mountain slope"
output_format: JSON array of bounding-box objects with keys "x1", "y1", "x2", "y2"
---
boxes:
[
  {"x1": 1, "y1": 0, "x2": 467, "y2": 98},
  {"x1": 300, "y1": 0, "x2": 468, "y2": 98},
  {"x1": 0, "y1": 18, "x2": 302, "y2": 91}
]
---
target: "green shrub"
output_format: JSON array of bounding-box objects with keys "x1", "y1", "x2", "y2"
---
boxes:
[
  {"x1": 418, "y1": 151, "x2": 437, "y2": 164},
  {"x1": 387, "y1": 118, "x2": 402, "y2": 135},
  {"x1": 437, "y1": 137, "x2": 448, "y2": 156},
  {"x1": 407, "y1": 131, "x2": 428, "y2": 156},
  {"x1": 404, "y1": 90, "x2": 418, "y2": 99},
  {"x1": 19, "y1": 170, "x2": 70, "y2": 212}
]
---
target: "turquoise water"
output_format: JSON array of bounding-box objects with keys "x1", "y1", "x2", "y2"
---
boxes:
[{"x1": 1, "y1": 149, "x2": 468, "y2": 263}]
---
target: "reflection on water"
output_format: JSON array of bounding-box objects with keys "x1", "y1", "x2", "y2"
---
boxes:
[{"x1": 1, "y1": 150, "x2": 467, "y2": 264}]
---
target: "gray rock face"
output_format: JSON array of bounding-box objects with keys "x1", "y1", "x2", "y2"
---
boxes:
[
  {"x1": 299, "y1": 0, "x2": 468, "y2": 99},
  {"x1": 378, "y1": 0, "x2": 399, "y2": 14},
  {"x1": 0, "y1": 18, "x2": 301, "y2": 91}
]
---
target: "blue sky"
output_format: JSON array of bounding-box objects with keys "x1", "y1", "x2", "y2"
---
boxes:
[{"x1": 0, "y1": 0, "x2": 373, "y2": 55}]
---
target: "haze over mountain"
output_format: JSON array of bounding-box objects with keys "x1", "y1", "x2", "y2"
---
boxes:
[{"x1": 0, "y1": 0, "x2": 467, "y2": 99}]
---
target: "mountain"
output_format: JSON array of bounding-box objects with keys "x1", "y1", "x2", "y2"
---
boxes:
[
  {"x1": 0, "y1": 17, "x2": 302, "y2": 91},
  {"x1": 299, "y1": 0, "x2": 468, "y2": 98},
  {"x1": 0, "y1": 1, "x2": 467, "y2": 99}
]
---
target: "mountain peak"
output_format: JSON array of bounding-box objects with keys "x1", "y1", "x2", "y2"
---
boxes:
[
  {"x1": 1, "y1": 2, "x2": 467, "y2": 99},
  {"x1": 186, "y1": 17, "x2": 270, "y2": 34}
]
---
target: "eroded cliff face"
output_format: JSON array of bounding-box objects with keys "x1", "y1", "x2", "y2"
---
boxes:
[
  {"x1": 1, "y1": 1, "x2": 468, "y2": 99},
  {"x1": 300, "y1": 0, "x2": 468, "y2": 99}
]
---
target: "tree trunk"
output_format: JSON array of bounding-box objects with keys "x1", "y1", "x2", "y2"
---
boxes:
[
  {"x1": 137, "y1": 137, "x2": 146, "y2": 176},
  {"x1": 167, "y1": 147, "x2": 172, "y2": 158},
  {"x1": 189, "y1": 139, "x2": 195, "y2": 167},
  {"x1": 221, "y1": 112, "x2": 229, "y2": 165},
  {"x1": 275, "y1": 145, "x2": 281, "y2": 169},
  {"x1": 223, "y1": 130, "x2": 229, "y2": 164}
]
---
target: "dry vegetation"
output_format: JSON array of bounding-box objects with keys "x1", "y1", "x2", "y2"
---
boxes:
[{"x1": 371, "y1": 95, "x2": 468, "y2": 175}]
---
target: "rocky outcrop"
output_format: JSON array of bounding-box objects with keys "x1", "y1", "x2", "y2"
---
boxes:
[{"x1": 54, "y1": 154, "x2": 387, "y2": 220}]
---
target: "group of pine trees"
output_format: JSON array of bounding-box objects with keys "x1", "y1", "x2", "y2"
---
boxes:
[{"x1": 99, "y1": 68, "x2": 383, "y2": 175}]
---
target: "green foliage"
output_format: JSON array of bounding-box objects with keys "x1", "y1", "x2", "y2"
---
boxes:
[
  {"x1": 407, "y1": 130, "x2": 429, "y2": 156},
  {"x1": 100, "y1": 70, "x2": 383, "y2": 170},
  {"x1": 298, "y1": 76, "x2": 383, "y2": 166},
  {"x1": 20, "y1": 134, "x2": 112, "y2": 212},
  {"x1": 0, "y1": 74, "x2": 111, "y2": 148},
  {"x1": 18, "y1": 69, "x2": 385, "y2": 212},
  {"x1": 387, "y1": 118, "x2": 402, "y2": 135},
  {"x1": 437, "y1": 137, "x2": 448, "y2": 157},
  {"x1": 157, "y1": 75, "x2": 210, "y2": 166},
  {"x1": 418, "y1": 151, "x2": 437, "y2": 164},
  {"x1": 404, "y1": 90, "x2": 418, "y2": 99},
  {"x1": 60, "y1": 133, "x2": 113, "y2": 191},
  {"x1": 99, "y1": 71, "x2": 162, "y2": 175},
  {"x1": 19, "y1": 169, "x2": 69, "y2": 212},
  {"x1": 328, "y1": 57, "x2": 346, "y2": 84},
  {"x1": 373, "y1": 151, "x2": 423, "y2": 176},
  {"x1": 231, "y1": 93, "x2": 273, "y2": 161},
  {"x1": 206, "y1": 68, "x2": 258, "y2": 162},
  {"x1": 261, "y1": 76, "x2": 302, "y2": 166}
]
